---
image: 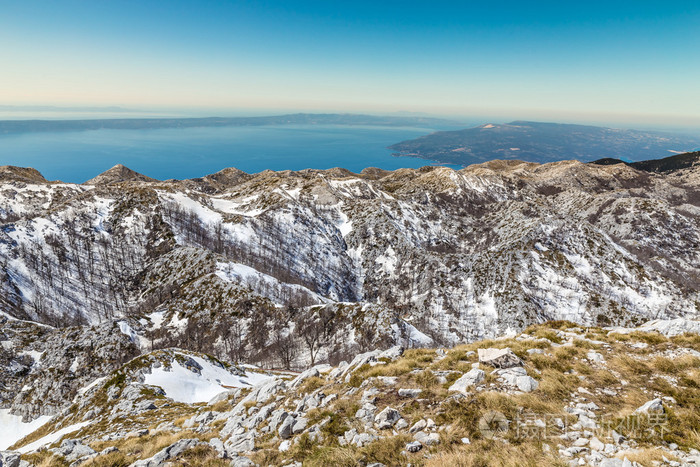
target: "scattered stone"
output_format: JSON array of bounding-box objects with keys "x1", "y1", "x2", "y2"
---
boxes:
[
  {"x1": 405, "y1": 441, "x2": 423, "y2": 453},
  {"x1": 229, "y1": 456, "x2": 255, "y2": 467},
  {"x1": 398, "y1": 388, "x2": 422, "y2": 398},
  {"x1": 131, "y1": 439, "x2": 201, "y2": 467},
  {"x1": 226, "y1": 431, "x2": 256, "y2": 454},
  {"x1": 586, "y1": 351, "x2": 605, "y2": 363},
  {"x1": 355, "y1": 402, "x2": 378, "y2": 424},
  {"x1": 49, "y1": 439, "x2": 97, "y2": 462},
  {"x1": 362, "y1": 388, "x2": 380, "y2": 404},
  {"x1": 611, "y1": 430, "x2": 625, "y2": 445},
  {"x1": 377, "y1": 376, "x2": 398, "y2": 386},
  {"x1": 414, "y1": 431, "x2": 440, "y2": 446},
  {"x1": 279, "y1": 440, "x2": 292, "y2": 452},
  {"x1": 289, "y1": 367, "x2": 321, "y2": 390},
  {"x1": 589, "y1": 437, "x2": 605, "y2": 451},
  {"x1": 125, "y1": 429, "x2": 149, "y2": 438},
  {"x1": 409, "y1": 419, "x2": 427, "y2": 433}
]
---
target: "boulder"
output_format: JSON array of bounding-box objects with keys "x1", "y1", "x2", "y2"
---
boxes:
[
  {"x1": 278, "y1": 416, "x2": 295, "y2": 439},
  {"x1": 494, "y1": 367, "x2": 538, "y2": 392},
  {"x1": 0, "y1": 451, "x2": 21, "y2": 467},
  {"x1": 375, "y1": 407, "x2": 402, "y2": 429},
  {"x1": 209, "y1": 438, "x2": 227, "y2": 458},
  {"x1": 225, "y1": 431, "x2": 256, "y2": 454},
  {"x1": 292, "y1": 417, "x2": 308, "y2": 435},
  {"x1": 635, "y1": 398, "x2": 664, "y2": 414},
  {"x1": 448, "y1": 368, "x2": 485, "y2": 392},
  {"x1": 478, "y1": 348, "x2": 522, "y2": 368}
]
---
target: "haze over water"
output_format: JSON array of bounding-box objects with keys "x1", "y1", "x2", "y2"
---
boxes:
[{"x1": 0, "y1": 125, "x2": 453, "y2": 183}]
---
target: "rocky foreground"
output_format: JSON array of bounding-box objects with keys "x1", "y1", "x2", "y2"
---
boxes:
[{"x1": 2, "y1": 319, "x2": 699, "y2": 467}]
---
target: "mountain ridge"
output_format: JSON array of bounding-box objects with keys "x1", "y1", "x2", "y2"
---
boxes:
[{"x1": 8, "y1": 150, "x2": 700, "y2": 189}]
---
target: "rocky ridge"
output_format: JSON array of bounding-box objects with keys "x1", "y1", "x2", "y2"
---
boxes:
[{"x1": 0, "y1": 159, "x2": 698, "y2": 362}]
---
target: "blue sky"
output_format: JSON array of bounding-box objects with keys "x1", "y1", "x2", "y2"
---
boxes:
[{"x1": 1, "y1": 1, "x2": 699, "y2": 126}]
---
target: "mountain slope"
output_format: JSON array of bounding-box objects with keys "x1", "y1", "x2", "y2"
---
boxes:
[{"x1": 5, "y1": 320, "x2": 700, "y2": 466}]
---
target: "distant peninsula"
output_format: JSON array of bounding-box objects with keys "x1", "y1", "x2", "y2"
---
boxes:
[{"x1": 389, "y1": 120, "x2": 700, "y2": 164}]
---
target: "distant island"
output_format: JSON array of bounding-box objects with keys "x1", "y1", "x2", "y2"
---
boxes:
[
  {"x1": 0, "y1": 113, "x2": 462, "y2": 135},
  {"x1": 389, "y1": 120, "x2": 700, "y2": 164}
]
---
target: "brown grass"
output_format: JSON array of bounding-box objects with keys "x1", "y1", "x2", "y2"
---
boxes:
[{"x1": 425, "y1": 439, "x2": 567, "y2": 467}]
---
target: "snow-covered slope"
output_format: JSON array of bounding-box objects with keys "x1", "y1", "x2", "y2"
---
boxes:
[{"x1": 0, "y1": 160, "x2": 698, "y2": 373}]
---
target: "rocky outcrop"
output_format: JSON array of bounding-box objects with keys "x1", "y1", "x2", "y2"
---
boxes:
[
  {"x1": 0, "y1": 318, "x2": 139, "y2": 421},
  {"x1": 0, "y1": 166, "x2": 49, "y2": 184}
]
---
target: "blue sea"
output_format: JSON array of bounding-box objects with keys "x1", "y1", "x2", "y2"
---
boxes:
[{"x1": 0, "y1": 125, "x2": 457, "y2": 183}]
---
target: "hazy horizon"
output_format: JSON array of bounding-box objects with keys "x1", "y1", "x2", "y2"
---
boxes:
[
  {"x1": 1, "y1": 105, "x2": 700, "y2": 135},
  {"x1": 2, "y1": 1, "x2": 699, "y2": 130}
]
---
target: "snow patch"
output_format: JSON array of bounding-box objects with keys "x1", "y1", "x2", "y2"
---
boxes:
[
  {"x1": 0, "y1": 409, "x2": 53, "y2": 450},
  {"x1": 375, "y1": 246, "x2": 398, "y2": 275},
  {"x1": 143, "y1": 355, "x2": 272, "y2": 404},
  {"x1": 16, "y1": 421, "x2": 92, "y2": 453}
]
